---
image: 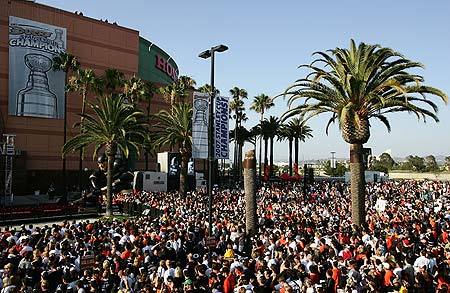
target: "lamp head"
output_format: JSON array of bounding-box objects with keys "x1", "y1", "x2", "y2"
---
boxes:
[
  {"x1": 212, "y1": 44, "x2": 228, "y2": 53},
  {"x1": 198, "y1": 45, "x2": 228, "y2": 59},
  {"x1": 198, "y1": 50, "x2": 211, "y2": 59}
]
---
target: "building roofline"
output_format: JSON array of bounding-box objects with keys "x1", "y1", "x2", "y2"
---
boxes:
[{"x1": 19, "y1": 0, "x2": 139, "y2": 33}]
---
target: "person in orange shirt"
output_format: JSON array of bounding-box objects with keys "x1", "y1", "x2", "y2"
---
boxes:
[
  {"x1": 383, "y1": 263, "x2": 394, "y2": 291},
  {"x1": 222, "y1": 266, "x2": 236, "y2": 293},
  {"x1": 331, "y1": 261, "x2": 340, "y2": 292},
  {"x1": 120, "y1": 243, "x2": 132, "y2": 260}
]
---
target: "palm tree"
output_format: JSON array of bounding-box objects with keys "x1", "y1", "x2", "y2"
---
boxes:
[
  {"x1": 140, "y1": 81, "x2": 158, "y2": 170},
  {"x1": 159, "y1": 76, "x2": 196, "y2": 109},
  {"x1": 67, "y1": 68, "x2": 102, "y2": 192},
  {"x1": 229, "y1": 125, "x2": 256, "y2": 172},
  {"x1": 243, "y1": 149, "x2": 257, "y2": 240},
  {"x1": 52, "y1": 52, "x2": 80, "y2": 202},
  {"x1": 160, "y1": 82, "x2": 182, "y2": 110},
  {"x1": 198, "y1": 84, "x2": 220, "y2": 96},
  {"x1": 229, "y1": 87, "x2": 248, "y2": 180},
  {"x1": 282, "y1": 40, "x2": 447, "y2": 226},
  {"x1": 178, "y1": 75, "x2": 196, "y2": 88},
  {"x1": 123, "y1": 75, "x2": 146, "y2": 105},
  {"x1": 263, "y1": 116, "x2": 281, "y2": 177},
  {"x1": 102, "y1": 68, "x2": 124, "y2": 96},
  {"x1": 287, "y1": 117, "x2": 313, "y2": 175},
  {"x1": 259, "y1": 119, "x2": 271, "y2": 179},
  {"x1": 277, "y1": 125, "x2": 295, "y2": 175},
  {"x1": 62, "y1": 95, "x2": 147, "y2": 216},
  {"x1": 151, "y1": 103, "x2": 192, "y2": 195},
  {"x1": 250, "y1": 94, "x2": 274, "y2": 178}
]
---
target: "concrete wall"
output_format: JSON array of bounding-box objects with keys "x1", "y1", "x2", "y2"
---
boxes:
[{"x1": 389, "y1": 172, "x2": 450, "y2": 181}]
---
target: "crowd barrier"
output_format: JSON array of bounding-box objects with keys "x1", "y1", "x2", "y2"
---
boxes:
[{"x1": 0, "y1": 203, "x2": 79, "y2": 221}]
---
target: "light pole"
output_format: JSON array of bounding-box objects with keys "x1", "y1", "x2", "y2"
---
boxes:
[{"x1": 199, "y1": 44, "x2": 228, "y2": 247}]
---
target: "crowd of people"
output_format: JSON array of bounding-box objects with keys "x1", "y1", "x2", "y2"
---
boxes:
[{"x1": 1, "y1": 179, "x2": 450, "y2": 293}]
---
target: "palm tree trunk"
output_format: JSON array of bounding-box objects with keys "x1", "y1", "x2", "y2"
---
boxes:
[
  {"x1": 234, "y1": 119, "x2": 238, "y2": 181},
  {"x1": 243, "y1": 150, "x2": 257, "y2": 242},
  {"x1": 258, "y1": 113, "x2": 263, "y2": 179},
  {"x1": 264, "y1": 138, "x2": 268, "y2": 178},
  {"x1": 294, "y1": 137, "x2": 299, "y2": 174},
  {"x1": 288, "y1": 138, "x2": 293, "y2": 176},
  {"x1": 350, "y1": 143, "x2": 366, "y2": 226},
  {"x1": 62, "y1": 75, "x2": 68, "y2": 203},
  {"x1": 106, "y1": 152, "x2": 114, "y2": 217},
  {"x1": 179, "y1": 152, "x2": 189, "y2": 195},
  {"x1": 145, "y1": 98, "x2": 151, "y2": 170},
  {"x1": 78, "y1": 90, "x2": 87, "y2": 193},
  {"x1": 269, "y1": 136, "x2": 274, "y2": 177},
  {"x1": 238, "y1": 142, "x2": 243, "y2": 180}
]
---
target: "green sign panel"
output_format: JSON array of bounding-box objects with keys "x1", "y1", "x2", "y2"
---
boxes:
[{"x1": 138, "y1": 37, "x2": 179, "y2": 85}]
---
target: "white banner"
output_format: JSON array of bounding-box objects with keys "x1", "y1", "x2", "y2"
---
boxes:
[
  {"x1": 9, "y1": 16, "x2": 67, "y2": 119},
  {"x1": 143, "y1": 172, "x2": 167, "y2": 192},
  {"x1": 214, "y1": 96, "x2": 229, "y2": 159},
  {"x1": 192, "y1": 92, "x2": 209, "y2": 159}
]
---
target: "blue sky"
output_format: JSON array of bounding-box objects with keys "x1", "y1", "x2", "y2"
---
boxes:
[{"x1": 40, "y1": 0, "x2": 450, "y2": 161}]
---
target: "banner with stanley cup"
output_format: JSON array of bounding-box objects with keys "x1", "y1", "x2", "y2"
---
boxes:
[
  {"x1": 8, "y1": 16, "x2": 67, "y2": 119},
  {"x1": 192, "y1": 92, "x2": 210, "y2": 159}
]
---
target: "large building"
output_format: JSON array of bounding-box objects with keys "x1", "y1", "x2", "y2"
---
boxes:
[{"x1": 0, "y1": 0, "x2": 179, "y2": 195}]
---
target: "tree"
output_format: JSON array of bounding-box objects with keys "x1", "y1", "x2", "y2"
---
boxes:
[
  {"x1": 267, "y1": 116, "x2": 281, "y2": 176},
  {"x1": 177, "y1": 75, "x2": 197, "y2": 92},
  {"x1": 323, "y1": 160, "x2": 347, "y2": 177},
  {"x1": 150, "y1": 103, "x2": 192, "y2": 195},
  {"x1": 282, "y1": 40, "x2": 447, "y2": 226},
  {"x1": 424, "y1": 155, "x2": 439, "y2": 172},
  {"x1": 52, "y1": 52, "x2": 80, "y2": 202},
  {"x1": 67, "y1": 68, "x2": 102, "y2": 192},
  {"x1": 259, "y1": 120, "x2": 271, "y2": 178},
  {"x1": 278, "y1": 124, "x2": 295, "y2": 175},
  {"x1": 102, "y1": 68, "x2": 124, "y2": 95},
  {"x1": 140, "y1": 81, "x2": 158, "y2": 170},
  {"x1": 445, "y1": 156, "x2": 450, "y2": 171},
  {"x1": 250, "y1": 94, "x2": 274, "y2": 178},
  {"x1": 259, "y1": 116, "x2": 280, "y2": 177},
  {"x1": 370, "y1": 152, "x2": 396, "y2": 173},
  {"x1": 400, "y1": 155, "x2": 426, "y2": 172},
  {"x1": 160, "y1": 76, "x2": 196, "y2": 109},
  {"x1": 229, "y1": 87, "x2": 248, "y2": 180},
  {"x1": 243, "y1": 150, "x2": 257, "y2": 242},
  {"x1": 198, "y1": 84, "x2": 220, "y2": 96},
  {"x1": 123, "y1": 75, "x2": 146, "y2": 105},
  {"x1": 379, "y1": 153, "x2": 396, "y2": 170},
  {"x1": 160, "y1": 82, "x2": 181, "y2": 109},
  {"x1": 230, "y1": 126, "x2": 256, "y2": 176},
  {"x1": 123, "y1": 76, "x2": 159, "y2": 170},
  {"x1": 62, "y1": 95, "x2": 147, "y2": 216},
  {"x1": 287, "y1": 117, "x2": 313, "y2": 175}
]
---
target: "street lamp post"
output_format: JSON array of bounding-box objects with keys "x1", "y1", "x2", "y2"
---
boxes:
[{"x1": 199, "y1": 44, "x2": 228, "y2": 256}]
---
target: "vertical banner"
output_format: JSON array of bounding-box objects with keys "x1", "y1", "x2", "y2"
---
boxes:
[
  {"x1": 192, "y1": 92, "x2": 210, "y2": 159},
  {"x1": 214, "y1": 96, "x2": 229, "y2": 159},
  {"x1": 9, "y1": 16, "x2": 67, "y2": 119}
]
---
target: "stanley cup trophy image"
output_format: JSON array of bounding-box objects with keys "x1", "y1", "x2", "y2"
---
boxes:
[
  {"x1": 16, "y1": 53, "x2": 58, "y2": 118},
  {"x1": 192, "y1": 97, "x2": 209, "y2": 158}
]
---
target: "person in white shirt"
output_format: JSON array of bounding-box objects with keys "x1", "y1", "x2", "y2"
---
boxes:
[{"x1": 413, "y1": 250, "x2": 429, "y2": 272}]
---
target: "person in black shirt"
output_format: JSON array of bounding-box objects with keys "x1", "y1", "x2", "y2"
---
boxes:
[{"x1": 324, "y1": 269, "x2": 335, "y2": 293}]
